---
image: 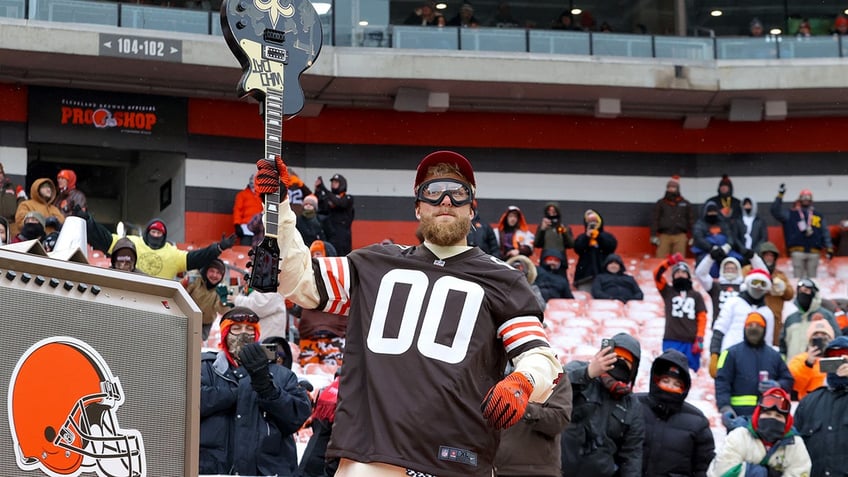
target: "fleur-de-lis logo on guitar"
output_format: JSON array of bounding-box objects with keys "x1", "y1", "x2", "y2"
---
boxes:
[
  {"x1": 221, "y1": 0, "x2": 322, "y2": 292},
  {"x1": 253, "y1": 0, "x2": 294, "y2": 29}
]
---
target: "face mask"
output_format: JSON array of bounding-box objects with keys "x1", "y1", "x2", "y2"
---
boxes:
[
  {"x1": 672, "y1": 277, "x2": 691, "y2": 291},
  {"x1": 745, "y1": 327, "x2": 765, "y2": 345},
  {"x1": 757, "y1": 417, "x2": 786, "y2": 443},
  {"x1": 747, "y1": 287, "x2": 767, "y2": 299},
  {"x1": 797, "y1": 292, "x2": 813, "y2": 311},
  {"x1": 664, "y1": 191, "x2": 679, "y2": 200},
  {"x1": 145, "y1": 232, "x2": 166, "y2": 249},
  {"x1": 608, "y1": 358, "x2": 632, "y2": 383},
  {"x1": 721, "y1": 269, "x2": 739, "y2": 282},
  {"x1": 302, "y1": 208, "x2": 316, "y2": 219},
  {"x1": 21, "y1": 223, "x2": 44, "y2": 240},
  {"x1": 226, "y1": 331, "x2": 255, "y2": 362},
  {"x1": 705, "y1": 214, "x2": 719, "y2": 224}
]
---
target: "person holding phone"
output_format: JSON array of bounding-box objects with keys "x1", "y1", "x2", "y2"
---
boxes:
[
  {"x1": 788, "y1": 320, "x2": 835, "y2": 400},
  {"x1": 794, "y1": 336, "x2": 848, "y2": 477}
]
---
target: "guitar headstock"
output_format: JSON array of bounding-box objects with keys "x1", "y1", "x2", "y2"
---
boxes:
[{"x1": 221, "y1": 0, "x2": 322, "y2": 116}]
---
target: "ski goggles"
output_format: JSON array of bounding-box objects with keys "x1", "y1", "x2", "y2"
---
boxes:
[
  {"x1": 416, "y1": 179, "x2": 473, "y2": 207},
  {"x1": 759, "y1": 393, "x2": 790, "y2": 414}
]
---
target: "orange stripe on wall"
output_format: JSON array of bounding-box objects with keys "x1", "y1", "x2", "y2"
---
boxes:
[
  {"x1": 0, "y1": 83, "x2": 27, "y2": 123},
  {"x1": 188, "y1": 98, "x2": 848, "y2": 153},
  {"x1": 185, "y1": 211, "x2": 792, "y2": 259}
]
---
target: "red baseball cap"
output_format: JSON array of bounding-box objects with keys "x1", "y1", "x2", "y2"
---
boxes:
[{"x1": 414, "y1": 151, "x2": 476, "y2": 191}]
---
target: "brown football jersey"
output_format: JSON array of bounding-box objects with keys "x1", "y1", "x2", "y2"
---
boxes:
[{"x1": 310, "y1": 244, "x2": 550, "y2": 476}]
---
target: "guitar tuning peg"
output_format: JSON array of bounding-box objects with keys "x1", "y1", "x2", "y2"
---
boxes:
[
  {"x1": 244, "y1": 273, "x2": 251, "y2": 282},
  {"x1": 236, "y1": 20, "x2": 247, "y2": 30},
  {"x1": 236, "y1": 1, "x2": 246, "y2": 11},
  {"x1": 247, "y1": 248, "x2": 255, "y2": 257},
  {"x1": 246, "y1": 261, "x2": 253, "y2": 269}
]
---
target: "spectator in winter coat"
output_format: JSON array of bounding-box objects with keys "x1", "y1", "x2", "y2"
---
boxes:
[
  {"x1": 592, "y1": 254, "x2": 643, "y2": 303},
  {"x1": 788, "y1": 320, "x2": 835, "y2": 400},
  {"x1": 573, "y1": 208, "x2": 617, "y2": 292},
  {"x1": 710, "y1": 269, "x2": 775, "y2": 377},
  {"x1": 466, "y1": 202, "x2": 499, "y2": 256},
  {"x1": 296, "y1": 194, "x2": 334, "y2": 248},
  {"x1": 794, "y1": 335, "x2": 848, "y2": 477},
  {"x1": 494, "y1": 365, "x2": 572, "y2": 477},
  {"x1": 53, "y1": 169, "x2": 87, "y2": 217},
  {"x1": 506, "y1": 255, "x2": 547, "y2": 311},
  {"x1": 708, "y1": 387, "x2": 811, "y2": 477},
  {"x1": 0, "y1": 162, "x2": 26, "y2": 230},
  {"x1": 650, "y1": 175, "x2": 695, "y2": 258},
  {"x1": 14, "y1": 178, "x2": 64, "y2": 238},
  {"x1": 695, "y1": 255, "x2": 742, "y2": 325},
  {"x1": 535, "y1": 248, "x2": 574, "y2": 301},
  {"x1": 297, "y1": 374, "x2": 341, "y2": 477},
  {"x1": 0, "y1": 216, "x2": 9, "y2": 245},
  {"x1": 780, "y1": 278, "x2": 840, "y2": 361},
  {"x1": 691, "y1": 200, "x2": 742, "y2": 276},
  {"x1": 285, "y1": 169, "x2": 312, "y2": 217},
  {"x1": 109, "y1": 237, "x2": 143, "y2": 273},
  {"x1": 496, "y1": 205, "x2": 534, "y2": 260},
  {"x1": 182, "y1": 258, "x2": 231, "y2": 341},
  {"x1": 199, "y1": 307, "x2": 312, "y2": 476},
  {"x1": 534, "y1": 202, "x2": 574, "y2": 267},
  {"x1": 654, "y1": 255, "x2": 707, "y2": 371},
  {"x1": 233, "y1": 174, "x2": 263, "y2": 246},
  {"x1": 743, "y1": 242, "x2": 794, "y2": 346},
  {"x1": 562, "y1": 333, "x2": 644, "y2": 477},
  {"x1": 636, "y1": 350, "x2": 715, "y2": 477},
  {"x1": 314, "y1": 174, "x2": 354, "y2": 256},
  {"x1": 12, "y1": 211, "x2": 47, "y2": 244},
  {"x1": 233, "y1": 289, "x2": 290, "y2": 347},
  {"x1": 705, "y1": 174, "x2": 743, "y2": 227},
  {"x1": 736, "y1": 196, "x2": 767, "y2": 258},
  {"x1": 716, "y1": 312, "x2": 794, "y2": 420},
  {"x1": 771, "y1": 184, "x2": 833, "y2": 279}
]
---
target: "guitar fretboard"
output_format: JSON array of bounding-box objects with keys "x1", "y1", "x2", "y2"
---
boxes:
[{"x1": 263, "y1": 86, "x2": 283, "y2": 238}]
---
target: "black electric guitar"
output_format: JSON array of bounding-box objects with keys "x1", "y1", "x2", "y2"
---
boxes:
[{"x1": 221, "y1": 0, "x2": 322, "y2": 292}]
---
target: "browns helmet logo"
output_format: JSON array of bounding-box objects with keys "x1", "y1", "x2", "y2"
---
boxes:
[{"x1": 8, "y1": 337, "x2": 146, "y2": 477}]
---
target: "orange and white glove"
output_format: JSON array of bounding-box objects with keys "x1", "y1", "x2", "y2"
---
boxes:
[
  {"x1": 254, "y1": 155, "x2": 291, "y2": 198},
  {"x1": 481, "y1": 372, "x2": 533, "y2": 430}
]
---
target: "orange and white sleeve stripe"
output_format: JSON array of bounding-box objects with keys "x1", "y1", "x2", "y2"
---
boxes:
[
  {"x1": 316, "y1": 257, "x2": 352, "y2": 316},
  {"x1": 497, "y1": 316, "x2": 549, "y2": 355}
]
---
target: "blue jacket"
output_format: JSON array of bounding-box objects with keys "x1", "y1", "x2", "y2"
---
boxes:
[
  {"x1": 770, "y1": 196, "x2": 832, "y2": 253},
  {"x1": 715, "y1": 340, "x2": 794, "y2": 417},
  {"x1": 199, "y1": 351, "x2": 312, "y2": 476}
]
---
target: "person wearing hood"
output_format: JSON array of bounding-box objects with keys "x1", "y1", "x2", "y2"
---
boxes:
[
  {"x1": 592, "y1": 254, "x2": 643, "y2": 303},
  {"x1": 12, "y1": 211, "x2": 47, "y2": 244},
  {"x1": 0, "y1": 216, "x2": 9, "y2": 246},
  {"x1": 636, "y1": 350, "x2": 714, "y2": 477},
  {"x1": 496, "y1": 205, "x2": 534, "y2": 260},
  {"x1": 199, "y1": 307, "x2": 311, "y2": 476},
  {"x1": 780, "y1": 278, "x2": 840, "y2": 361},
  {"x1": 691, "y1": 200, "x2": 743, "y2": 276},
  {"x1": 794, "y1": 335, "x2": 848, "y2": 477},
  {"x1": 13, "y1": 178, "x2": 64, "y2": 237},
  {"x1": 110, "y1": 237, "x2": 143, "y2": 273},
  {"x1": 506, "y1": 254, "x2": 547, "y2": 311},
  {"x1": 736, "y1": 196, "x2": 767, "y2": 258},
  {"x1": 534, "y1": 202, "x2": 574, "y2": 267},
  {"x1": 466, "y1": 200, "x2": 499, "y2": 256},
  {"x1": 743, "y1": 242, "x2": 795, "y2": 346},
  {"x1": 771, "y1": 184, "x2": 833, "y2": 279},
  {"x1": 788, "y1": 320, "x2": 836, "y2": 400},
  {"x1": 561, "y1": 333, "x2": 644, "y2": 477},
  {"x1": 81, "y1": 214, "x2": 236, "y2": 280},
  {"x1": 314, "y1": 173, "x2": 354, "y2": 256},
  {"x1": 654, "y1": 254, "x2": 708, "y2": 371},
  {"x1": 705, "y1": 174, "x2": 743, "y2": 226},
  {"x1": 53, "y1": 169, "x2": 87, "y2": 217},
  {"x1": 651, "y1": 175, "x2": 695, "y2": 258},
  {"x1": 709, "y1": 387, "x2": 810, "y2": 477},
  {"x1": 534, "y1": 248, "x2": 574, "y2": 301},
  {"x1": 182, "y1": 258, "x2": 231, "y2": 341},
  {"x1": 716, "y1": 311, "x2": 794, "y2": 421},
  {"x1": 573, "y1": 208, "x2": 617, "y2": 291},
  {"x1": 233, "y1": 173, "x2": 264, "y2": 246},
  {"x1": 696, "y1": 254, "x2": 743, "y2": 325},
  {"x1": 710, "y1": 269, "x2": 775, "y2": 377}
]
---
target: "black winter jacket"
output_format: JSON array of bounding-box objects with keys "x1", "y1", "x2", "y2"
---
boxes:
[
  {"x1": 591, "y1": 254, "x2": 643, "y2": 303},
  {"x1": 794, "y1": 386, "x2": 848, "y2": 477},
  {"x1": 199, "y1": 351, "x2": 312, "y2": 476}
]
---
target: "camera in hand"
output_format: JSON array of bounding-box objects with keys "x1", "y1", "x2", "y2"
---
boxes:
[
  {"x1": 601, "y1": 338, "x2": 615, "y2": 350},
  {"x1": 811, "y1": 337, "x2": 827, "y2": 353},
  {"x1": 262, "y1": 343, "x2": 277, "y2": 361}
]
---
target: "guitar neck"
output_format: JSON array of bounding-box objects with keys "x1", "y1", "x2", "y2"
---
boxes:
[{"x1": 263, "y1": 87, "x2": 284, "y2": 238}]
